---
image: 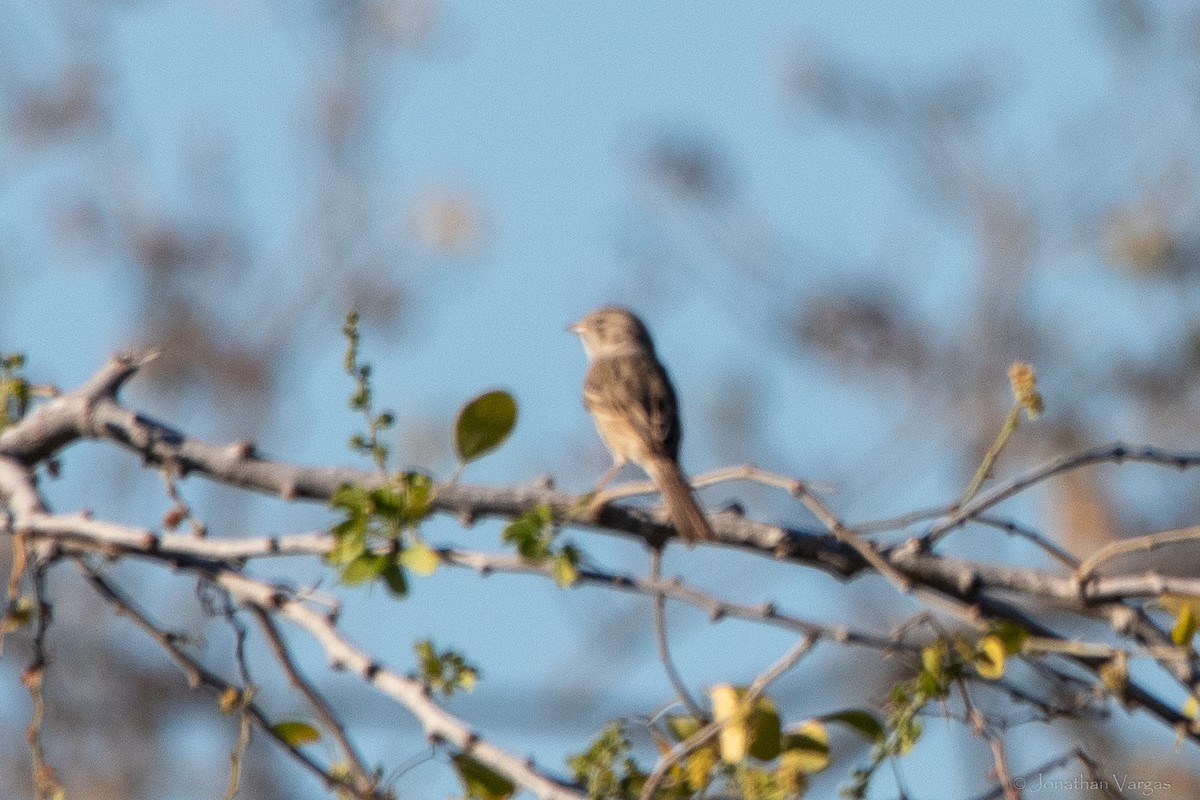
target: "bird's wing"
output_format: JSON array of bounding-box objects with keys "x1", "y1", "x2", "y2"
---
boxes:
[{"x1": 584, "y1": 355, "x2": 680, "y2": 461}]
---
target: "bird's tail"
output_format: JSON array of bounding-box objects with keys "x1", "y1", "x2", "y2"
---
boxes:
[{"x1": 645, "y1": 457, "x2": 715, "y2": 545}]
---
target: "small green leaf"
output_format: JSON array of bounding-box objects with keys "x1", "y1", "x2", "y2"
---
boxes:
[
  {"x1": 1173, "y1": 602, "x2": 1197, "y2": 646},
  {"x1": 664, "y1": 714, "x2": 704, "y2": 743},
  {"x1": 974, "y1": 635, "x2": 1006, "y2": 680},
  {"x1": 781, "y1": 720, "x2": 829, "y2": 774},
  {"x1": 894, "y1": 717, "x2": 922, "y2": 755},
  {"x1": 552, "y1": 547, "x2": 579, "y2": 588},
  {"x1": 820, "y1": 710, "x2": 885, "y2": 743},
  {"x1": 272, "y1": 720, "x2": 321, "y2": 746},
  {"x1": 414, "y1": 639, "x2": 479, "y2": 697},
  {"x1": 326, "y1": 522, "x2": 367, "y2": 566},
  {"x1": 683, "y1": 745, "x2": 717, "y2": 792},
  {"x1": 502, "y1": 505, "x2": 556, "y2": 560},
  {"x1": 989, "y1": 621, "x2": 1030, "y2": 655},
  {"x1": 330, "y1": 484, "x2": 371, "y2": 515},
  {"x1": 452, "y1": 754, "x2": 515, "y2": 800},
  {"x1": 454, "y1": 390, "x2": 518, "y2": 463},
  {"x1": 400, "y1": 540, "x2": 440, "y2": 576},
  {"x1": 398, "y1": 472, "x2": 433, "y2": 526},
  {"x1": 380, "y1": 562, "x2": 408, "y2": 597},
  {"x1": 746, "y1": 696, "x2": 782, "y2": 761},
  {"x1": 340, "y1": 552, "x2": 388, "y2": 585}
]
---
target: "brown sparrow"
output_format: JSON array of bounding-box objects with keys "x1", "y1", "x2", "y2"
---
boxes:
[{"x1": 570, "y1": 306, "x2": 715, "y2": 544}]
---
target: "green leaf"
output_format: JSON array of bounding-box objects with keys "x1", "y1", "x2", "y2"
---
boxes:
[
  {"x1": 974, "y1": 635, "x2": 1006, "y2": 680},
  {"x1": 552, "y1": 547, "x2": 579, "y2": 588},
  {"x1": 567, "y1": 721, "x2": 634, "y2": 799},
  {"x1": 330, "y1": 484, "x2": 372, "y2": 516},
  {"x1": 1173, "y1": 602, "x2": 1197, "y2": 646},
  {"x1": 340, "y1": 552, "x2": 388, "y2": 585},
  {"x1": 272, "y1": 720, "x2": 321, "y2": 746},
  {"x1": 502, "y1": 505, "x2": 556, "y2": 560},
  {"x1": 400, "y1": 540, "x2": 440, "y2": 576},
  {"x1": 746, "y1": 696, "x2": 782, "y2": 761},
  {"x1": 326, "y1": 522, "x2": 367, "y2": 566},
  {"x1": 820, "y1": 710, "x2": 885, "y2": 743},
  {"x1": 414, "y1": 639, "x2": 480, "y2": 697},
  {"x1": 664, "y1": 714, "x2": 704, "y2": 742},
  {"x1": 398, "y1": 472, "x2": 433, "y2": 526},
  {"x1": 454, "y1": 390, "x2": 518, "y2": 463},
  {"x1": 452, "y1": 754, "x2": 515, "y2": 800},
  {"x1": 369, "y1": 485, "x2": 404, "y2": 518},
  {"x1": 989, "y1": 621, "x2": 1030, "y2": 655},
  {"x1": 893, "y1": 716, "x2": 922, "y2": 755},
  {"x1": 684, "y1": 745, "x2": 717, "y2": 792},
  {"x1": 781, "y1": 720, "x2": 829, "y2": 774},
  {"x1": 380, "y1": 562, "x2": 408, "y2": 597}
]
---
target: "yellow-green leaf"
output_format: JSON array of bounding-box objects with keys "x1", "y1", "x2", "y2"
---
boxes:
[
  {"x1": 1098, "y1": 650, "x2": 1129, "y2": 696},
  {"x1": 989, "y1": 621, "x2": 1030, "y2": 655},
  {"x1": 454, "y1": 390, "x2": 518, "y2": 463},
  {"x1": 921, "y1": 641, "x2": 946, "y2": 675},
  {"x1": 975, "y1": 635, "x2": 1006, "y2": 680},
  {"x1": 711, "y1": 684, "x2": 748, "y2": 763},
  {"x1": 821, "y1": 709, "x2": 884, "y2": 743},
  {"x1": 1184, "y1": 695, "x2": 1199, "y2": 720},
  {"x1": 340, "y1": 552, "x2": 387, "y2": 585},
  {"x1": 380, "y1": 562, "x2": 408, "y2": 597},
  {"x1": 552, "y1": 550, "x2": 579, "y2": 588},
  {"x1": 400, "y1": 540, "x2": 440, "y2": 576},
  {"x1": 451, "y1": 754, "x2": 515, "y2": 800},
  {"x1": 272, "y1": 720, "x2": 321, "y2": 746},
  {"x1": 665, "y1": 714, "x2": 704, "y2": 742},
  {"x1": 746, "y1": 696, "x2": 782, "y2": 761},
  {"x1": 775, "y1": 752, "x2": 810, "y2": 797},
  {"x1": 684, "y1": 746, "x2": 717, "y2": 791},
  {"x1": 1173, "y1": 602, "x2": 1197, "y2": 646},
  {"x1": 781, "y1": 720, "x2": 830, "y2": 774}
]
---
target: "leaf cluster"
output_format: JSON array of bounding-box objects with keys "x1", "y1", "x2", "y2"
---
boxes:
[
  {"x1": 327, "y1": 474, "x2": 435, "y2": 597},
  {"x1": 502, "y1": 504, "x2": 580, "y2": 588},
  {"x1": 413, "y1": 639, "x2": 479, "y2": 698},
  {"x1": 567, "y1": 691, "x2": 884, "y2": 800}
]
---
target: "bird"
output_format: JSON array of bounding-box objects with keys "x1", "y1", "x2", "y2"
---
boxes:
[{"x1": 569, "y1": 305, "x2": 715, "y2": 545}]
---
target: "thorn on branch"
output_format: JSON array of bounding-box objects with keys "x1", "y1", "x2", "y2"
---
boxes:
[{"x1": 227, "y1": 440, "x2": 255, "y2": 460}]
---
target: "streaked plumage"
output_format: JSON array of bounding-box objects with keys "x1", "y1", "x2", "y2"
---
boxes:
[{"x1": 570, "y1": 306, "x2": 714, "y2": 545}]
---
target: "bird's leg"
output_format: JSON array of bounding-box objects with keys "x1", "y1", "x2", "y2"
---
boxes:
[{"x1": 584, "y1": 461, "x2": 625, "y2": 516}]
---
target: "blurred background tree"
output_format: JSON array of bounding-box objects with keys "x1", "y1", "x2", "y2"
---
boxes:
[{"x1": 4, "y1": 1, "x2": 1200, "y2": 798}]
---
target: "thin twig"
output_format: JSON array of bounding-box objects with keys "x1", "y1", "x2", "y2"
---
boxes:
[
  {"x1": 648, "y1": 548, "x2": 705, "y2": 721},
  {"x1": 599, "y1": 463, "x2": 830, "y2": 502},
  {"x1": 637, "y1": 634, "x2": 817, "y2": 800},
  {"x1": 795, "y1": 485, "x2": 913, "y2": 592},
  {"x1": 927, "y1": 442, "x2": 1200, "y2": 544},
  {"x1": 251, "y1": 606, "x2": 378, "y2": 796},
  {"x1": 1077, "y1": 524, "x2": 1200, "y2": 580},
  {"x1": 75, "y1": 559, "x2": 392, "y2": 800}
]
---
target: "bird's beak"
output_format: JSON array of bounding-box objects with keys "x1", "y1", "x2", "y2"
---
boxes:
[{"x1": 567, "y1": 320, "x2": 583, "y2": 335}]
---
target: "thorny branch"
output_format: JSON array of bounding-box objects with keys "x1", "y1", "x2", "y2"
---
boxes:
[{"x1": 2, "y1": 353, "x2": 1200, "y2": 799}]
